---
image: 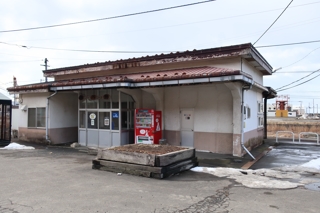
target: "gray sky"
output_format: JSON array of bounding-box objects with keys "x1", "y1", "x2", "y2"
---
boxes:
[{"x1": 0, "y1": 0, "x2": 319, "y2": 112}]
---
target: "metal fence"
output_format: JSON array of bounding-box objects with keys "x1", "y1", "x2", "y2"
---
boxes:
[{"x1": 276, "y1": 131, "x2": 319, "y2": 145}]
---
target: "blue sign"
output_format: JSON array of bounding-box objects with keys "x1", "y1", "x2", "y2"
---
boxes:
[{"x1": 112, "y1": 112, "x2": 119, "y2": 118}]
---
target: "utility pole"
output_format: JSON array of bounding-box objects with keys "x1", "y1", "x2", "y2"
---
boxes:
[
  {"x1": 41, "y1": 58, "x2": 49, "y2": 82},
  {"x1": 313, "y1": 99, "x2": 314, "y2": 115},
  {"x1": 299, "y1": 101, "x2": 302, "y2": 115}
]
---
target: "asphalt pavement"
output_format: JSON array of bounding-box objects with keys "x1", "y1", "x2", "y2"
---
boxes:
[{"x1": 0, "y1": 140, "x2": 319, "y2": 212}]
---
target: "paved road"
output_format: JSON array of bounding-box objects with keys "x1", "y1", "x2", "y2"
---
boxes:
[
  {"x1": 0, "y1": 146, "x2": 319, "y2": 213},
  {"x1": 251, "y1": 143, "x2": 320, "y2": 169}
]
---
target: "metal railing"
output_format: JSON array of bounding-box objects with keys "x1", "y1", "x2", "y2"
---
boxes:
[
  {"x1": 299, "y1": 132, "x2": 319, "y2": 145},
  {"x1": 276, "y1": 131, "x2": 295, "y2": 143},
  {"x1": 275, "y1": 131, "x2": 319, "y2": 145}
]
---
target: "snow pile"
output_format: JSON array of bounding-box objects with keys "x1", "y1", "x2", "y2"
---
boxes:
[
  {"x1": 0, "y1": 142, "x2": 35, "y2": 150},
  {"x1": 191, "y1": 157, "x2": 320, "y2": 189},
  {"x1": 301, "y1": 158, "x2": 320, "y2": 170},
  {"x1": 191, "y1": 167, "x2": 300, "y2": 189}
]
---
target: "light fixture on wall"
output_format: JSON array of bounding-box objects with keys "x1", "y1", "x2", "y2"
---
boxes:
[{"x1": 20, "y1": 105, "x2": 27, "y2": 111}]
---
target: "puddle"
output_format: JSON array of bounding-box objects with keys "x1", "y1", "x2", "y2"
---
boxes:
[{"x1": 304, "y1": 182, "x2": 320, "y2": 191}]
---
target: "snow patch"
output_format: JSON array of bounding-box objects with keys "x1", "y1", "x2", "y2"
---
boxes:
[
  {"x1": 301, "y1": 158, "x2": 320, "y2": 170},
  {"x1": 0, "y1": 142, "x2": 35, "y2": 150},
  {"x1": 192, "y1": 166, "x2": 301, "y2": 189},
  {"x1": 191, "y1": 158, "x2": 320, "y2": 189}
]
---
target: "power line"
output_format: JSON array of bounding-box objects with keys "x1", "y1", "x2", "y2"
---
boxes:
[
  {"x1": 0, "y1": 0, "x2": 216, "y2": 33},
  {"x1": 275, "y1": 69, "x2": 320, "y2": 91},
  {"x1": 273, "y1": 71, "x2": 319, "y2": 73},
  {"x1": 253, "y1": 0, "x2": 293, "y2": 45},
  {"x1": 256, "y1": 40, "x2": 320, "y2": 48},
  {"x1": 5, "y1": 2, "x2": 320, "y2": 45},
  {"x1": 0, "y1": 59, "x2": 41, "y2": 63},
  {"x1": 0, "y1": 41, "x2": 176, "y2": 53},
  {"x1": 282, "y1": 46, "x2": 320, "y2": 68},
  {"x1": 276, "y1": 70, "x2": 320, "y2": 92}
]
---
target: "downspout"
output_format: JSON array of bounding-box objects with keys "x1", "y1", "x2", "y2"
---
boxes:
[
  {"x1": 240, "y1": 58, "x2": 255, "y2": 160},
  {"x1": 46, "y1": 90, "x2": 57, "y2": 144},
  {"x1": 263, "y1": 92, "x2": 268, "y2": 139},
  {"x1": 241, "y1": 84, "x2": 255, "y2": 160}
]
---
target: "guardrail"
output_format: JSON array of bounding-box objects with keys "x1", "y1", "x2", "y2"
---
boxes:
[
  {"x1": 299, "y1": 132, "x2": 319, "y2": 145},
  {"x1": 276, "y1": 131, "x2": 295, "y2": 143}
]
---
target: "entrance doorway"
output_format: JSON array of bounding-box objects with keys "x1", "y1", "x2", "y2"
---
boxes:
[
  {"x1": 78, "y1": 89, "x2": 134, "y2": 147},
  {"x1": 0, "y1": 100, "x2": 12, "y2": 146},
  {"x1": 180, "y1": 109, "x2": 194, "y2": 147}
]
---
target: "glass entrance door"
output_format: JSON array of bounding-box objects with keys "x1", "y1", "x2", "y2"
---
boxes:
[{"x1": 0, "y1": 103, "x2": 11, "y2": 145}]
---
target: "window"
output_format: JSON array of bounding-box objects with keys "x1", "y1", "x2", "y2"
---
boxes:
[
  {"x1": 257, "y1": 101, "x2": 264, "y2": 127},
  {"x1": 99, "y1": 112, "x2": 110, "y2": 130},
  {"x1": 258, "y1": 117, "x2": 264, "y2": 127},
  {"x1": 243, "y1": 106, "x2": 251, "y2": 119},
  {"x1": 28, "y1": 107, "x2": 46, "y2": 128},
  {"x1": 112, "y1": 111, "x2": 119, "y2": 130},
  {"x1": 247, "y1": 106, "x2": 251, "y2": 119},
  {"x1": 258, "y1": 102, "x2": 264, "y2": 113}
]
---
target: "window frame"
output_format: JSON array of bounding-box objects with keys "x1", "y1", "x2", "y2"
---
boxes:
[
  {"x1": 28, "y1": 107, "x2": 46, "y2": 128},
  {"x1": 257, "y1": 101, "x2": 264, "y2": 128}
]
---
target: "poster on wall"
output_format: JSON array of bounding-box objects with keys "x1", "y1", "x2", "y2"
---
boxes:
[{"x1": 112, "y1": 112, "x2": 119, "y2": 118}]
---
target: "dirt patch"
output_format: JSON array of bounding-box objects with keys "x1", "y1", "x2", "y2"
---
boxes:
[{"x1": 109, "y1": 144, "x2": 188, "y2": 155}]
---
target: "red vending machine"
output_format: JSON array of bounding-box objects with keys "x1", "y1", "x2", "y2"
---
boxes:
[{"x1": 135, "y1": 109, "x2": 162, "y2": 144}]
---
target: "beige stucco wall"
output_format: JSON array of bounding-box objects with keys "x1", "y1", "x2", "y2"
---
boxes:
[
  {"x1": 162, "y1": 84, "x2": 234, "y2": 153},
  {"x1": 17, "y1": 92, "x2": 78, "y2": 144},
  {"x1": 49, "y1": 92, "x2": 78, "y2": 128}
]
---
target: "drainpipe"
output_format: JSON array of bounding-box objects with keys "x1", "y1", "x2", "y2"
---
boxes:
[
  {"x1": 46, "y1": 91, "x2": 57, "y2": 144},
  {"x1": 241, "y1": 83, "x2": 255, "y2": 160}
]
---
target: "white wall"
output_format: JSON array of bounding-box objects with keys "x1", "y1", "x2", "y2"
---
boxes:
[
  {"x1": 18, "y1": 93, "x2": 50, "y2": 128},
  {"x1": 242, "y1": 59, "x2": 264, "y2": 85},
  {"x1": 243, "y1": 88, "x2": 263, "y2": 132},
  {"x1": 49, "y1": 92, "x2": 78, "y2": 128},
  {"x1": 267, "y1": 111, "x2": 276, "y2": 117},
  {"x1": 11, "y1": 108, "x2": 20, "y2": 130},
  {"x1": 164, "y1": 84, "x2": 233, "y2": 133}
]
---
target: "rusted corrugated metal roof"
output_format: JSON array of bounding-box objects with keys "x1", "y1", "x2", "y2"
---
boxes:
[
  {"x1": 42, "y1": 43, "x2": 273, "y2": 76},
  {"x1": 51, "y1": 66, "x2": 246, "y2": 86},
  {"x1": 8, "y1": 66, "x2": 251, "y2": 92}
]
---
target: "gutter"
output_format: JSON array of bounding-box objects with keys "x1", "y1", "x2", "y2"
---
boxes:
[
  {"x1": 50, "y1": 74, "x2": 253, "y2": 91},
  {"x1": 46, "y1": 90, "x2": 58, "y2": 144}
]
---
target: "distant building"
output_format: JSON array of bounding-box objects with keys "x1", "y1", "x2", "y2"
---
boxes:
[{"x1": 292, "y1": 105, "x2": 305, "y2": 115}]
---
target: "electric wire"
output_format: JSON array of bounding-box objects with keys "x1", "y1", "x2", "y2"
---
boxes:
[
  {"x1": 276, "y1": 69, "x2": 320, "y2": 92},
  {"x1": 256, "y1": 40, "x2": 320, "y2": 48},
  {"x1": 282, "y1": 46, "x2": 320, "y2": 68},
  {"x1": 0, "y1": 0, "x2": 216, "y2": 33},
  {"x1": 0, "y1": 41, "x2": 175, "y2": 53},
  {"x1": 0, "y1": 59, "x2": 41, "y2": 63},
  {"x1": 253, "y1": 0, "x2": 293, "y2": 45},
  {"x1": 275, "y1": 69, "x2": 320, "y2": 90},
  {"x1": 4, "y1": 2, "x2": 320, "y2": 44},
  {"x1": 272, "y1": 71, "x2": 319, "y2": 73}
]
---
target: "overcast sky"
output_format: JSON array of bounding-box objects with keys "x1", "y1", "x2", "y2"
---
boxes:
[{"x1": 1, "y1": 0, "x2": 319, "y2": 112}]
